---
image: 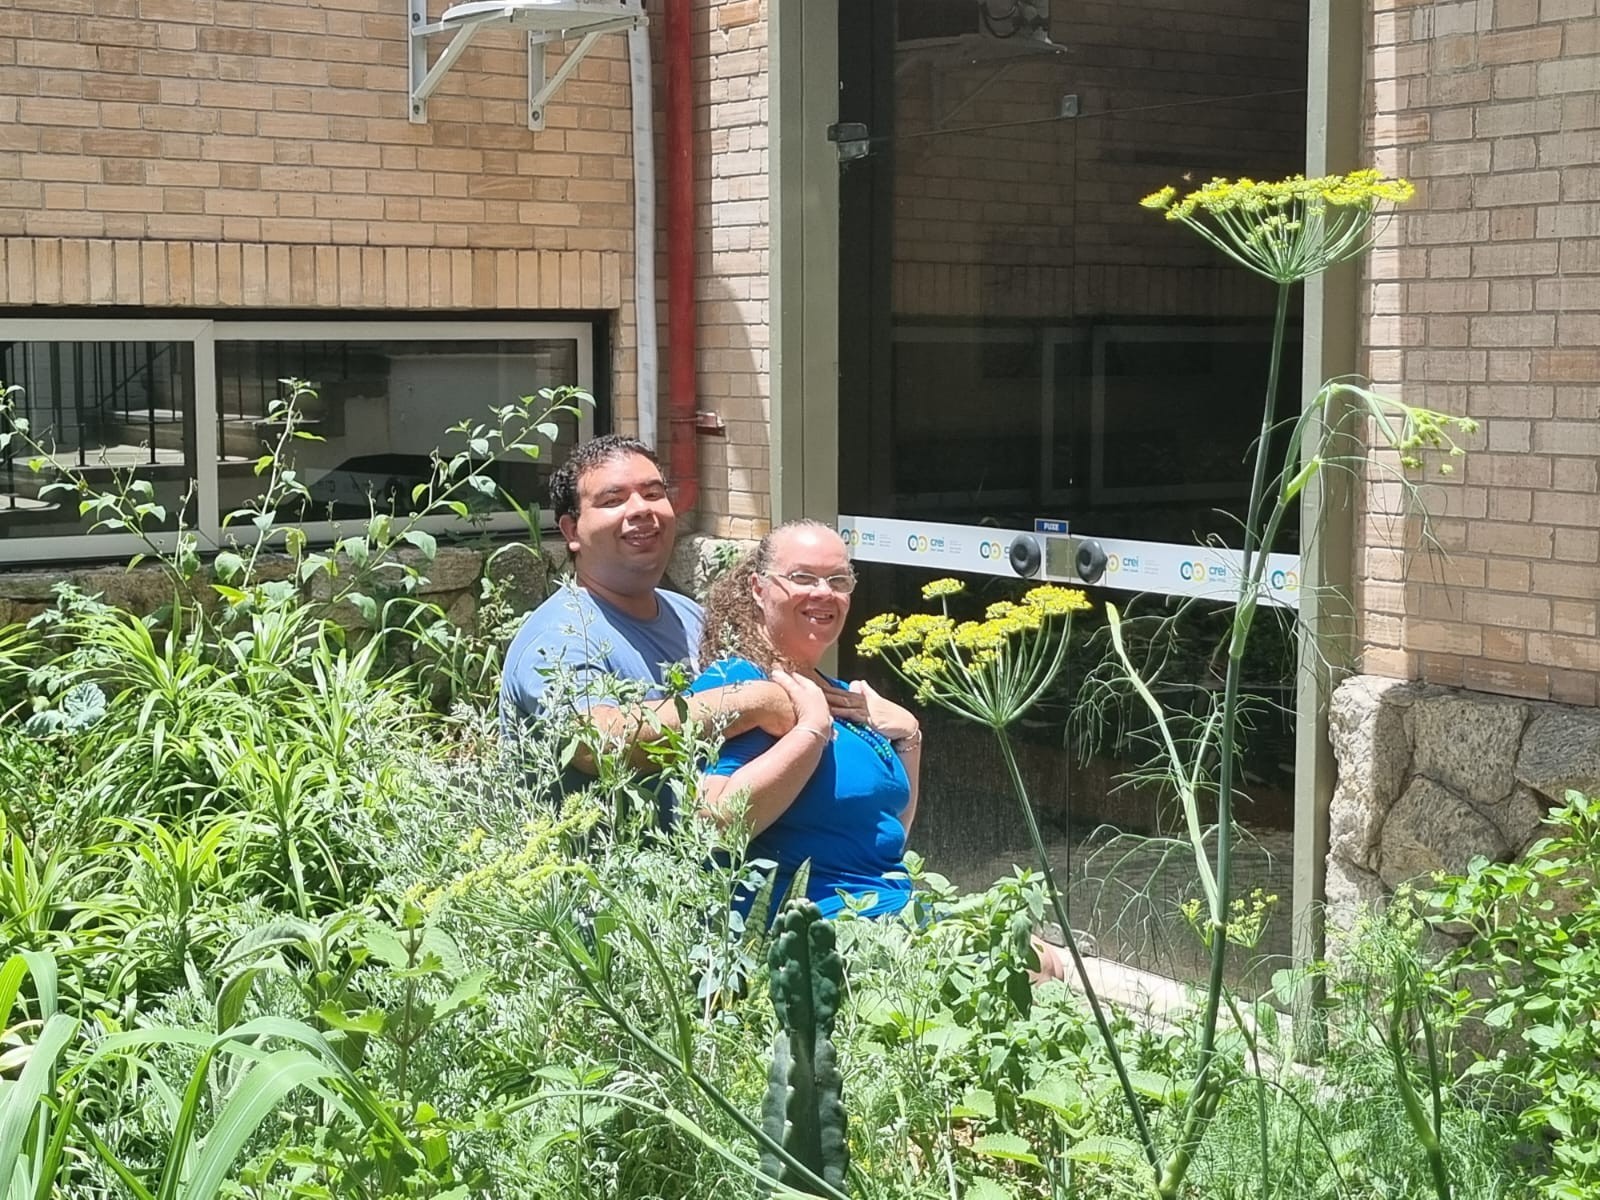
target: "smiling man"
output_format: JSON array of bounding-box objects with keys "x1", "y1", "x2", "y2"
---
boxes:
[{"x1": 501, "y1": 435, "x2": 826, "y2": 802}]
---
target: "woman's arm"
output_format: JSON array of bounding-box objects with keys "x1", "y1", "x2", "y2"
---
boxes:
[
  {"x1": 697, "y1": 670, "x2": 833, "y2": 836},
  {"x1": 894, "y1": 729, "x2": 922, "y2": 832}
]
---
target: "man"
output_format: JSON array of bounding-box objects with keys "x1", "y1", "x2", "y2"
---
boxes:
[{"x1": 501, "y1": 434, "x2": 863, "y2": 793}]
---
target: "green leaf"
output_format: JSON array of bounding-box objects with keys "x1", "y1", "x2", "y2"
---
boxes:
[
  {"x1": 0, "y1": 1013, "x2": 78, "y2": 1182},
  {"x1": 970, "y1": 1132, "x2": 1042, "y2": 1168},
  {"x1": 1019, "y1": 1075, "x2": 1086, "y2": 1121},
  {"x1": 182, "y1": 1050, "x2": 340, "y2": 1200},
  {"x1": 916, "y1": 1021, "x2": 974, "y2": 1055},
  {"x1": 213, "y1": 551, "x2": 245, "y2": 583},
  {"x1": 1065, "y1": 1135, "x2": 1148, "y2": 1169},
  {"x1": 402, "y1": 529, "x2": 438, "y2": 560},
  {"x1": 315, "y1": 1003, "x2": 387, "y2": 1035},
  {"x1": 962, "y1": 1179, "x2": 1017, "y2": 1200},
  {"x1": 348, "y1": 593, "x2": 378, "y2": 624},
  {"x1": 536, "y1": 421, "x2": 561, "y2": 442},
  {"x1": 950, "y1": 1087, "x2": 996, "y2": 1120}
]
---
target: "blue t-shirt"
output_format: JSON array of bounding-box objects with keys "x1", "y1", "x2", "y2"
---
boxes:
[
  {"x1": 500, "y1": 582, "x2": 705, "y2": 728},
  {"x1": 500, "y1": 583, "x2": 704, "y2": 809},
  {"x1": 690, "y1": 656, "x2": 913, "y2": 921}
]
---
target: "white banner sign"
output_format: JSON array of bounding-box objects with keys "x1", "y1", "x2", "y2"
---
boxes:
[{"x1": 837, "y1": 514, "x2": 1301, "y2": 609}]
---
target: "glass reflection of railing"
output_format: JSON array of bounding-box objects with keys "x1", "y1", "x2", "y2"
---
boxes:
[{"x1": 1, "y1": 341, "x2": 189, "y2": 516}]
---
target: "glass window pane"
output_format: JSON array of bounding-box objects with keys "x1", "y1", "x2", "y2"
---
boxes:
[
  {"x1": 839, "y1": 0, "x2": 1309, "y2": 982},
  {"x1": 0, "y1": 340, "x2": 197, "y2": 541},
  {"x1": 214, "y1": 338, "x2": 583, "y2": 525}
]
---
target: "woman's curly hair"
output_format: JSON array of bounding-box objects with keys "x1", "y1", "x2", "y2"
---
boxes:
[{"x1": 699, "y1": 518, "x2": 837, "y2": 673}]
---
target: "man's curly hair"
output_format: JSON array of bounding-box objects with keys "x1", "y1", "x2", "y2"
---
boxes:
[
  {"x1": 698, "y1": 519, "x2": 840, "y2": 673},
  {"x1": 548, "y1": 433, "x2": 660, "y2": 523}
]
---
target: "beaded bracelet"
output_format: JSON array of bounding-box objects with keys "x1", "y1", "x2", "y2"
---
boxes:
[{"x1": 892, "y1": 728, "x2": 923, "y2": 754}]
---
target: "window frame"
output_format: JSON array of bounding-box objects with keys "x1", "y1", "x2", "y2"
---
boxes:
[{"x1": 2, "y1": 318, "x2": 595, "y2": 564}]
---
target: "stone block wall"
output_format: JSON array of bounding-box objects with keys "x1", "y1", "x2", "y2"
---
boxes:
[
  {"x1": 0, "y1": 542, "x2": 551, "y2": 633},
  {"x1": 1326, "y1": 673, "x2": 1600, "y2": 928},
  {"x1": 1360, "y1": 0, "x2": 1600, "y2": 704}
]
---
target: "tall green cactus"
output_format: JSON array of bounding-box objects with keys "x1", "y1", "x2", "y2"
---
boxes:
[{"x1": 760, "y1": 901, "x2": 850, "y2": 1196}]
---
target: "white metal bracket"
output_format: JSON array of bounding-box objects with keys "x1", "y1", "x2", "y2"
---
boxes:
[{"x1": 409, "y1": 0, "x2": 645, "y2": 130}]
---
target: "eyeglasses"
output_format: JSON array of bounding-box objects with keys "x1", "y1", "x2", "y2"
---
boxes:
[{"x1": 766, "y1": 569, "x2": 858, "y2": 595}]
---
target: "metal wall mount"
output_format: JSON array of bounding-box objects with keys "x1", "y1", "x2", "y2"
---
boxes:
[{"x1": 408, "y1": 0, "x2": 645, "y2": 130}]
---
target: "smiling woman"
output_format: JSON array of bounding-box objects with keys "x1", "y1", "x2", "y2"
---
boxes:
[{"x1": 693, "y1": 521, "x2": 923, "y2": 921}]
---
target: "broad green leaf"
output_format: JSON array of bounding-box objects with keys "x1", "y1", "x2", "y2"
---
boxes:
[
  {"x1": 962, "y1": 1179, "x2": 1017, "y2": 1200},
  {"x1": 402, "y1": 529, "x2": 438, "y2": 560},
  {"x1": 950, "y1": 1087, "x2": 995, "y2": 1120},
  {"x1": 1065, "y1": 1135, "x2": 1147, "y2": 1169},
  {"x1": 212, "y1": 551, "x2": 245, "y2": 583},
  {"x1": 1020, "y1": 1074, "x2": 1086, "y2": 1121},
  {"x1": 916, "y1": 1021, "x2": 974, "y2": 1055},
  {"x1": 315, "y1": 1003, "x2": 387, "y2": 1035},
  {"x1": 970, "y1": 1132, "x2": 1041, "y2": 1168}
]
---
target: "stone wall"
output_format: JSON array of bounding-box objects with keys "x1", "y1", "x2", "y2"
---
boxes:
[
  {"x1": 0, "y1": 543, "x2": 550, "y2": 632},
  {"x1": 0, "y1": 533, "x2": 739, "y2": 631},
  {"x1": 1326, "y1": 672, "x2": 1600, "y2": 928}
]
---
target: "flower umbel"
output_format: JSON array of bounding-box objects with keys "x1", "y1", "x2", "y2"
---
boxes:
[
  {"x1": 856, "y1": 578, "x2": 1091, "y2": 726},
  {"x1": 1141, "y1": 169, "x2": 1414, "y2": 284}
]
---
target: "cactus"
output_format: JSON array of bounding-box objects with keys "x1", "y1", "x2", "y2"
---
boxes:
[{"x1": 760, "y1": 901, "x2": 850, "y2": 1196}]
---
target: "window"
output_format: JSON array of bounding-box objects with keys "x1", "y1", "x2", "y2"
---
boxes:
[{"x1": 1, "y1": 320, "x2": 594, "y2": 563}]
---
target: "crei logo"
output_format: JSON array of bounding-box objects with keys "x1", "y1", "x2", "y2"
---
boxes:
[
  {"x1": 978, "y1": 540, "x2": 1004, "y2": 560},
  {"x1": 905, "y1": 534, "x2": 930, "y2": 553},
  {"x1": 1105, "y1": 554, "x2": 1122, "y2": 574},
  {"x1": 1270, "y1": 569, "x2": 1300, "y2": 592},
  {"x1": 1179, "y1": 560, "x2": 1209, "y2": 581},
  {"x1": 840, "y1": 528, "x2": 858, "y2": 545}
]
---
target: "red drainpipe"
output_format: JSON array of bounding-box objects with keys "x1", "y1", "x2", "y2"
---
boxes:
[{"x1": 663, "y1": 0, "x2": 698, "y2": 516}]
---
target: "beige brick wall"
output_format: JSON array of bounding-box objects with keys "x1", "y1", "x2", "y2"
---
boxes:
[
  {"x1": 0, "y1": 0, "x2": 641, "y2": 423},
  {"x1": 669, "y1": 0, "x2": 770, "y2": 539},
  {"x1": 0, "y1": 0, "x2": 774, "y2": 537},
  {"x1": 1361, "y1": 0, "x2": 1600, "y2": 705}
]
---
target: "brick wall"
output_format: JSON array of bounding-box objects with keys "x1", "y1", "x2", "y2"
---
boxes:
[
  {"x1": 0, "y1": 0, "x2": 772, "y2": 538},
  {"x1": 0, "y1": 0, "x2": 640, "y2": 423},
  {"x1": 672, "y1": 0, "x2": 770, "y2": 539},
  {"x1": 1362, "y1": 0, "x2": 1600, "y2": 705}
]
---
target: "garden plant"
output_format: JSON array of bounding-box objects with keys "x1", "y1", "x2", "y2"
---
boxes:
[{"x1": 0, "y1": 172, "x2": 1577, "y2": 1200}]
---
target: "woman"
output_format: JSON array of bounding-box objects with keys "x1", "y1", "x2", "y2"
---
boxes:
[{"x1": 691, "y1": 519, "x2": 922, "y2": 920}]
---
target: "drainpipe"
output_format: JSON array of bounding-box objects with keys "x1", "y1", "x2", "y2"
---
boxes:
[
  {"x1": 627, "y1": 23, "x2": 658, "y2": 450},
  {"x1": 664, "y1": 0, "x2": 698, "y2": 516}
]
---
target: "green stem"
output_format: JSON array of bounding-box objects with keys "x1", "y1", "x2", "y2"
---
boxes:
[
  {"x1": 1163, "y1": 279, "x2": 1293, "y2": 1197},
  {"x1": 993, "y1": 726, "x2": 1161, "y2": 1179}
]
